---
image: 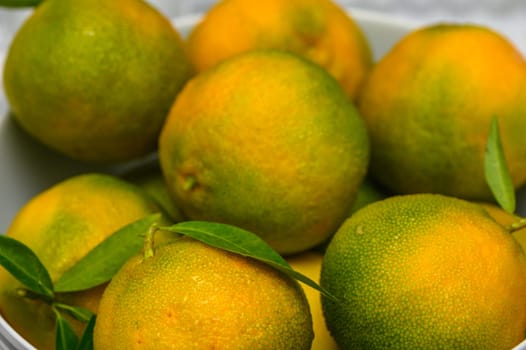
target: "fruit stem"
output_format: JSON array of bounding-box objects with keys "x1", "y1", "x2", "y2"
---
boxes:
[
  {"x1": 182, "y1": 175, "x2": 197, "y2": 191},
  {"x1": 144, "y1": 224, "x2": 159, "y2": 259},
  {"x1": 507, "y1": 217, "x2": 526, "y2": 233}
]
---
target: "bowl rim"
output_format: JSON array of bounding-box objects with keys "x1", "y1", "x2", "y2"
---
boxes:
[
  {"x1": 1, "y1": 6, "x2": 526, "y2": 350},
  {"x1": 0, "y1": 313, "x2": 35, "y2": 350}
]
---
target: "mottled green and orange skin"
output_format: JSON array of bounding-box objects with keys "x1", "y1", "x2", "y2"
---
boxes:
[
  {"x1": 94, "y1": 239, "x2": 313, "y2": 349},
  {"x1": 0, "y1": 174, "x2": 160, "y2": 350},
  {"x1": 3, "y1": 0, "x2": 193, "y2": 162},
  {"x1": 187, "y1": 0, "x2": 372, "y2": 100},
  {"x1": 321, "y1": 194, "x2": 526, "y2": 349},
  {"x1": 358, "y1": 24, "x2": 526, "y2": 200},
  {"x1": 159, "y1": 50, "x2": 369, "y2": 255}
]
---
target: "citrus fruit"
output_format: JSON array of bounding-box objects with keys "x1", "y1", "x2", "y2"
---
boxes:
[
  {"x1": 0, "y1": 173, "x2": 161, "y2": 350},
  {"x1": 93, "y1": 237, "x2": 314, "y2": 349},
  {"x1": 158, "y1": 50, "x2": 369, "y2": 255},
  {"x1": 186, "y1": 0, "x2": 372, "y2": 100},
  {"x1": 287, "y1": 251, "x2": 338, "y2": 350},
  {"x1": 320, "y1": 193, "x2": 526, "y2": 349},
  {"x1": 357, "y1": 23, "x2": 526, "y2": 200},
  {"x1": 3, "y1": 0, "x2": 193, "y2": 163}
]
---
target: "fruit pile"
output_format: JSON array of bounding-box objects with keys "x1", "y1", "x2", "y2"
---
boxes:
[{"x1": 1, "y1": 0, "x2": 526, "y2": 349}]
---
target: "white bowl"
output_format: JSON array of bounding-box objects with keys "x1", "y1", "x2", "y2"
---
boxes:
[{"x1": 0, "y1": 7, "x2": 525, "y2": 350}]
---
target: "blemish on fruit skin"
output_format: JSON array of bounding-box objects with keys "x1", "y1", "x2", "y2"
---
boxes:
[
  {"x1": 82, "y1": 28, "x2": 96, "y2": 37},
  {"x1": 356, "y1": 225, "x2": 364, "y2": 235}
]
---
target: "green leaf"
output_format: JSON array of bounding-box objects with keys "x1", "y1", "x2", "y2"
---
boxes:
[
  {"x1": 53, "y1": 303, "x2": 94, "y2": 323},
  {"x1": 0, "y1": 0, "x2": 42, "y2": 7},
  {"x1": 484, "y1": 117, "x2": 516, "y2": 213},
  {"x1": 0, "y1": 235, "x2": 54, "y2": 298},
  {"x1": 76, "y1": 315, "x2": 96, "y2": 350},
  {"x1": 53, "y1": 213, "x2": 162, "y2": 292},
  {"x1": 54, "y1": 308, "x2": 79, "y2": 350},
  {"x1": 161, "y1": 221, "x2": 338, "y2": 302}
]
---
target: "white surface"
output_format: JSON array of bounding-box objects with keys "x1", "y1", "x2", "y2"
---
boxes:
[{"x1": 0, "y1": 4, "x2": 525, "y2": 350}]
